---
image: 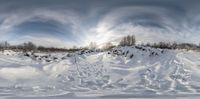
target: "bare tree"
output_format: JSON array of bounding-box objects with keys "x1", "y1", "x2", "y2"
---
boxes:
[
  {"x1": 103, "y1": 42, "x2": 115, "y2": 50},
  {"x1": 119, "y1": 37, "x2": 126, "y2": 46},
  {"x1": 130, "y1": 35, "x2": 136, "y2": 46},
  {"x1": 119, "y1": 35, "x2": 136, "y2": 46},
  {"x1": 23, "y1": 42, "x2": 37, "y2": 52},
  {"x1": 0, "y1": 41, "x2": 10, "y2": 51},
  {"x1": 89, "y1": 42, "x2": 97, "y2": 49}
]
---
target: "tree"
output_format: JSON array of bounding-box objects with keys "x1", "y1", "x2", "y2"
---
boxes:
[
  {"x1": 73, "y1": 45, "x2": 77, "y2": 49},
  {"x1": 103, "y1": 42, "x2": 115, "y2": 50},
  {"x1": 89, "y1": 42, "x2": 97, "y2": 49},
  {"x1": 119, "y1": 37, "x2": 126, "y2": 46},
  {"x1": 119, "y1": 35, "x2": 136, "y2": 46},
  {"x1": 23, "y1": 42, "x2": 37, "y2": 52},
  {"x1": 130, "y1": 35, "x2": 136, "y2": 46},
  {"x1": 170, "y1": 42, "x2": 176, "y2": 49},
  {"x1": 0, "y1": 41, "x2": 10, "y2": 51},
  {"x1": 4, "y1": 41, "x2": 9, "y2": 49}
]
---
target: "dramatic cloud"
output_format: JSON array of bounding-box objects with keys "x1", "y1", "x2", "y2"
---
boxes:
[{"x1": 0, "y1": 0, "x2": 200, "y2": 47}]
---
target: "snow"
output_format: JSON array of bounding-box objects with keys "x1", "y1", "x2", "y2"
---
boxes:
[{"x1": 0, "y1": 46, "x2": 200, "y2": 98}]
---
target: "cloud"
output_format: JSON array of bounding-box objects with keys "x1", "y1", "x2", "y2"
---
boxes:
[
  {"x1": 10, "y1": 35, "x2": 75, "y2": 48},
  {"x1": 0, "y1": 8, "x2": 84, "y2": 47},
  {"x1": 91, "y1": 4, "x2": 200, "y2": 44},
  {"x1": 0, "y1": 0, "x2": 200, "y2": 47}
]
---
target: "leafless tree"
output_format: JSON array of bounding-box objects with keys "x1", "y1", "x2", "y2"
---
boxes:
[
  {"x1": 103, "y1": 42, "x2": 115, "y2": 50},
  {"x1": 89, "y1": 42, "x2": 97, "y2": 49},
  {"x1": 119, "y1": 35, "x2": 136, "y2": 46}
]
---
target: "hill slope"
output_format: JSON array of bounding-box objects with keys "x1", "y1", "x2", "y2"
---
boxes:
[{"x1": 0, "y1": 46, "x2": 200, "y2": 98}]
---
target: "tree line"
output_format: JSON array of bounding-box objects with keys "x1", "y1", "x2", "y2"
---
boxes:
[
  {"x1": 142, "y1": 42, "x2": 200, "y2": 51},
  {"x1": 0, "y1": 41, "x2": 79, "y2": 52},
  {"x1": 116, "y1": 35, "x2": 200, "y2": 51},
  {"x1": 101, "y1": 35, "x2": 136, "y2": 50},
  {"x1": 0, "y1": 35, "x2": 200, "y2": 52}
]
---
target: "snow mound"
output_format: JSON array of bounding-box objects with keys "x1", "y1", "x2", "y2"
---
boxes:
[{"x1": 0, "y1": 47, "x2": 200, "y2": 98}]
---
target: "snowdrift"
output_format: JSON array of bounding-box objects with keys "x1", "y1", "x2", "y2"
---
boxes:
[{"x1": 0, "y1": 46, "x2": 200, "y2": 98}]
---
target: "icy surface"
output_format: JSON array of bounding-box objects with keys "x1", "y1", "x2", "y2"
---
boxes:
[{"x1": 0, "y1": 47, "x2": 200, "y2": 98}]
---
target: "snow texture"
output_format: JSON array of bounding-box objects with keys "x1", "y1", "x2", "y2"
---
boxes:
[{"x1": 0, "y1": 46, "x2": 200, "y2": 98}]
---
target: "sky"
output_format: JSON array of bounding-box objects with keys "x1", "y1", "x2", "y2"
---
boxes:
[{"x1": 0, "y1": 0, "x2": 200, "y2": 48}]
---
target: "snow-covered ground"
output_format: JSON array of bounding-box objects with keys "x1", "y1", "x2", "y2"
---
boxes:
[{"x1": 0, "y1": 46, "x2": 200, "y2": 99}]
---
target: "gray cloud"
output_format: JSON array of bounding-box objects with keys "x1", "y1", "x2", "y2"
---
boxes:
[{"x1": 0, "y1": 0, "x2": 200, "y2": 47}]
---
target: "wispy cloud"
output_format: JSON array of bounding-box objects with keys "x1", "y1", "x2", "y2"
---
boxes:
[{"x1": 0, "y1": 0, "x2": 200, "y2": 47}]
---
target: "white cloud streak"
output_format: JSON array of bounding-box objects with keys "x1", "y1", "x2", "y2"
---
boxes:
[{"x1": 0, "y1": 0, "x2": 200, "y2": 47}]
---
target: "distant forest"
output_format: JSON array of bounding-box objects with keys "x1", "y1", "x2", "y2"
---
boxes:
[
  {"x1": 0, "y1": 41, "x2": 80, "y2": 52},
  {"x1": 118, "y1": 35, "x2": 200, "y2": 51},
  {"x1": 0, "y1": 35, "x2": 200, "y2": 52}
]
